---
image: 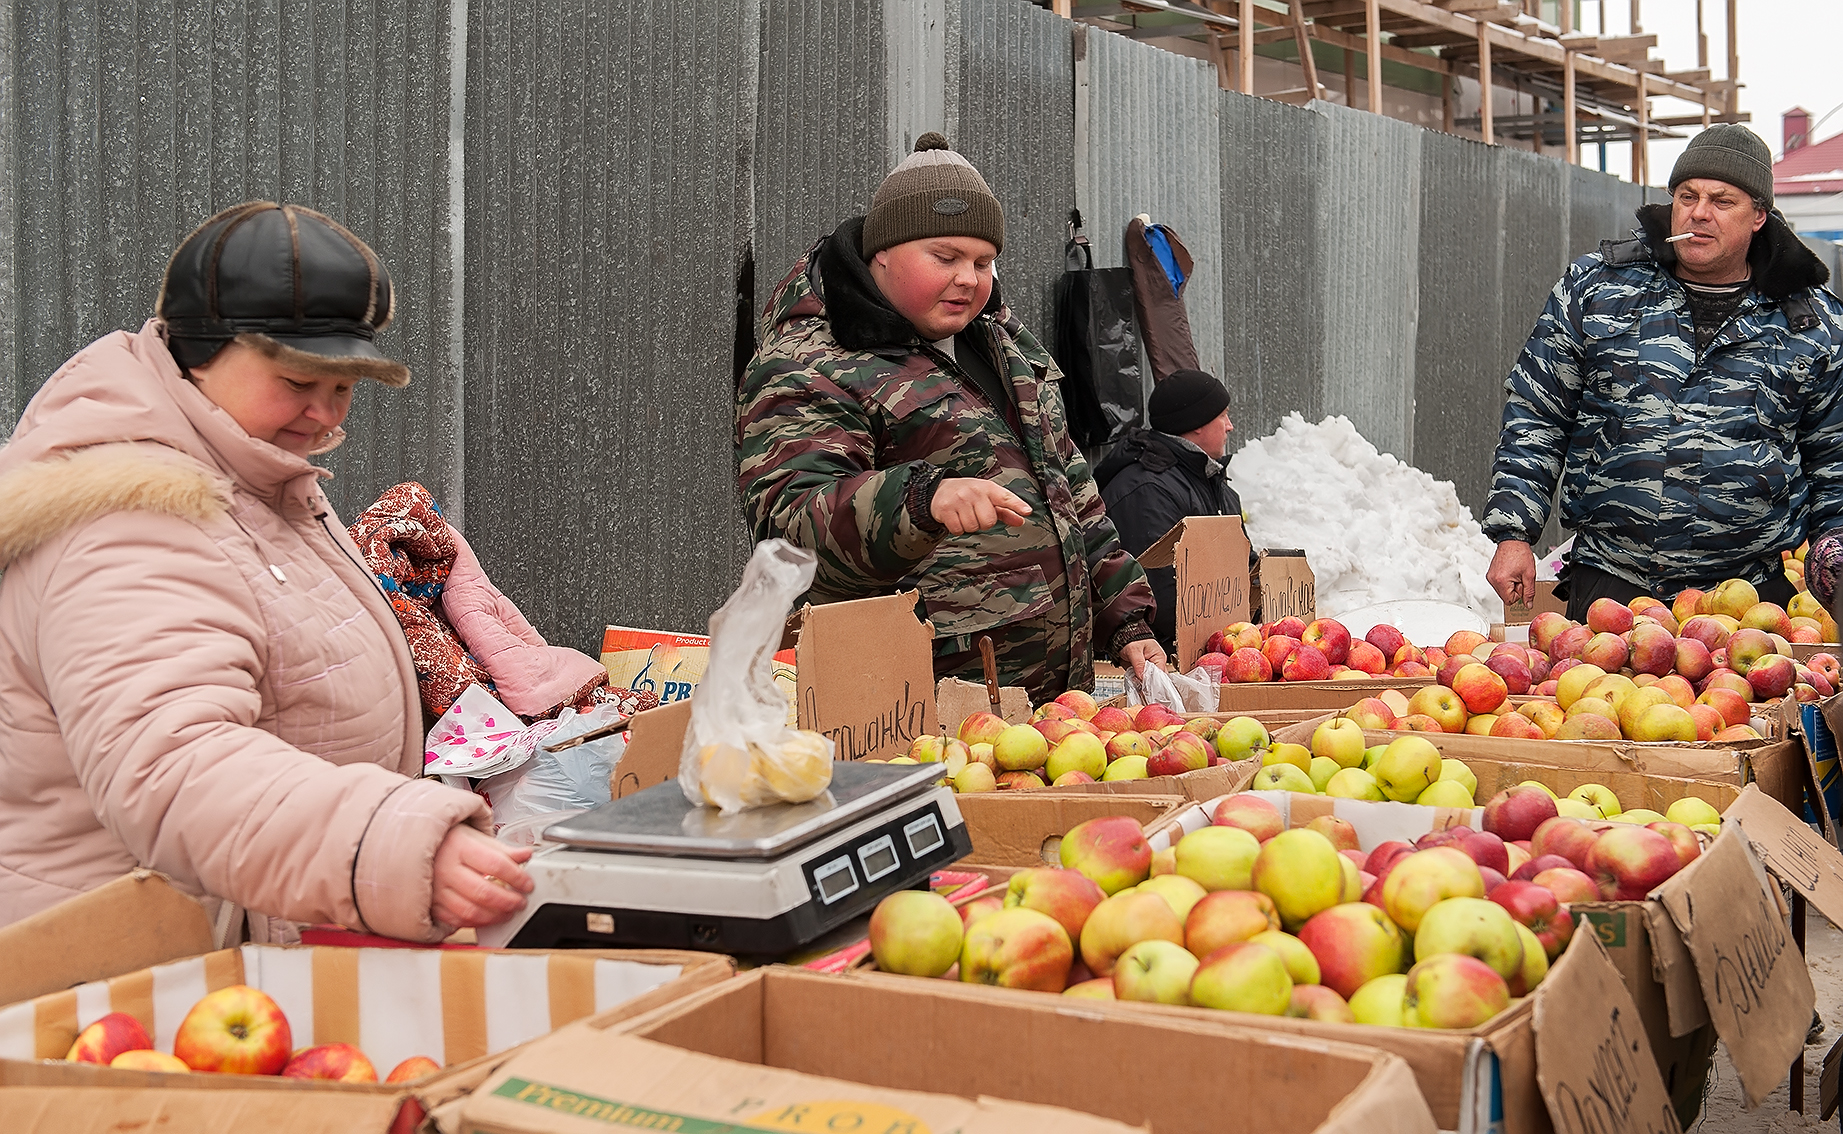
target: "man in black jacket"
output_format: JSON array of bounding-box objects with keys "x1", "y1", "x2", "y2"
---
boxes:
[{"x1": 1096, "y1": 369, "x2": 1244, "y2": 651}]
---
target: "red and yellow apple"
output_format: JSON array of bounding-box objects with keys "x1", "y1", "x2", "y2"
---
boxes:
[
  {"x1": 960, "y1": 908, "x2": 1073, "y2": 991},
  {"x1": 172, "y1": 985, "x2": 292, "y2": 1076}
]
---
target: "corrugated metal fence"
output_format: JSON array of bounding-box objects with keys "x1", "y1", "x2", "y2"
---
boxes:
[{"x1": 0, "y1": 0, "x2": 1652, "y2": 651}]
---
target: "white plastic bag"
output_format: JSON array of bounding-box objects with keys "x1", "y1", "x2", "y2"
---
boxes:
[
  {"x1": 678, "y1": 540, "x2": 835, "y2": 815},
  {"x1": 1124, "y1": 664, "x2": 1219, "y2": 714}
]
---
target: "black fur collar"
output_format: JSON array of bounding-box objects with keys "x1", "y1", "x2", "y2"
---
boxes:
[
  {"x1": 1634, "y1": 203, "x2": 1830, "y2": 299},
  {"x1": 812, "y1": 216, "x2": 1005, "y2": 352}
]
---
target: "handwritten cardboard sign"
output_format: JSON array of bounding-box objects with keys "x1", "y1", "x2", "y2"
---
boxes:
[
  {"x1": 1251, "y1": 549, "x2": 1315, "y2": 624},
  {"x1": 1536, "y1": 930, "x2": 1682, "y2": 1134},
  {"x1": 1655, "y1": 824, "x2": 1816, "y2": 1109},
  {"x1": 793, "y1": 592, "x2": 937, "y2": 761},
  {"x1": 1721, "y1": 782, "x2": 1843, "y2": 927},
  {"x1": 1137, "y1": 515, "x2": 1252, "y2": 669}
]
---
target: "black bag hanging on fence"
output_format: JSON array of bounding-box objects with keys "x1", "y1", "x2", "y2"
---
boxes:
[{"x1": 1052, "y1": 210, "x2": 1146, "y2": 448}]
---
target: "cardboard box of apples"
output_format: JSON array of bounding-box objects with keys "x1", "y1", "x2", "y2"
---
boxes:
[
  {"x1": 0, "y1": 942, "x2": 733, "y2": 1127},
  {"x1": 860, "y1": 772, "x2": 1816, "y2": 1132}
]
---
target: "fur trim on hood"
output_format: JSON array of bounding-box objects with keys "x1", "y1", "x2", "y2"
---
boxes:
[
  {"x1": 0, "y1": 443, "x2": 228, "y2": 570},
  {"x1": 1635, "y1": 203, "x2": 1830, "y2": 299}
]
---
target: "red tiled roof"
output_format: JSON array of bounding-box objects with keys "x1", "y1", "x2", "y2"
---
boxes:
[{"x1": 1775, "y1": 130, "x2": 1843, "y2": 195}]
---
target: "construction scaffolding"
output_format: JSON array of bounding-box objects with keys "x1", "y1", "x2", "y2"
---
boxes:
[{"x1": 1051, "y1": 0, "x2": 1745, "y2": 182}]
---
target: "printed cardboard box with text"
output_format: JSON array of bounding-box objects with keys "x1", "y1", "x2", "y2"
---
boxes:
[
  {"x1": 436, "y1": 966, "x2": 1437, "y2": 1134},
  {"x1": 1137, "y1": 515, "x2": 1253, "y2": 670}
]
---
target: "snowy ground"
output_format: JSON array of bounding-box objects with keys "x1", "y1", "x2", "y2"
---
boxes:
[{"x1": 1228, "y1": 413, "x2": 1506, "y2": 625}]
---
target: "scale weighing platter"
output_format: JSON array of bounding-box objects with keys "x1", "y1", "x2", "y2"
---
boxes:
[
  {"x1": 542, "y1": 759, "x2": 945, "y2": 859},
  {"x1": 479, "y1": 760, "x2": 972, "y2": 956}
]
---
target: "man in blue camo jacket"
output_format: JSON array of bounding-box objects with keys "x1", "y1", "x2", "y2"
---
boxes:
[{"x1": 1483, "y1": 124, "x2": 1843, "y2": 620}]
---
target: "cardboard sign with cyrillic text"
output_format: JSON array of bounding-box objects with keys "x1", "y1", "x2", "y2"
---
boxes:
[
  {"x1": 791, "y1": 592, "x2": 936, "y2": 762},
  {"x1": 1656, "y1": 825, "x2": 1816, "y2": 1109},
  {"x1": 1721, "y1": 782, "x2": 1843, "y2": 927},
  {"x1": 1252, "y1": 549, "x2": 1315, "y2": 624},
  {"x1": 1535, "y1": 931, "x2": 1682, "y2": 1134},
  {"x1": 1137, "y1": 515, "x2": 1252, "y2": 670}
]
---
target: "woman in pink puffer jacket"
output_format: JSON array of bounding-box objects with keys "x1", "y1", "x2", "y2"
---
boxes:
[{"x1": 0, "y1": 203, "x2": 532, "y2": 943}]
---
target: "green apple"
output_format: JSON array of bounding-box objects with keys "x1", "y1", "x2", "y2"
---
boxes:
[
  {"x1": 1188, "y1": 941, "x2": 1293, "y2": 1015},
  {"x1": 1174, "y1": 825, "x2": 1261, "y2": 892},
  {"x1": 1263, "y1": 742, "x2": 1313, "y2": 773},
  {"x1": 1416, "y1": 780, "x2": 1475, "y2": 808},
  {"x1": 1413, "y1": 897, "x2": 1524, "y2": 980},
  {"x1": 1553, "y1": 797, "x2": 1602, "y2": 819},
  {"x1": 1361, "y1": 744, "x2": 1388, "y2": 769},
  {"x1": 1517, "y1": 780, "x2": 1558, "y2": 799},
  {"x1": 952, "y1": 763, "x2": 997, "y2": 793},
  {"x1": 1347, "y1": 973, "x2": 1410, "y2": 1026},
  {"x1": 1252, "y1": 764, "x2": 1315, "y2": 793},
  {"x1": 1437, "y1": 758, "x2": 1478, "y2": 796},
  {"x1": 1215, "y1": 716, "x2": 1271, "y2": 762},
  {"x1": 1568, "y1": 783, "x2": 1621, "y2": 818},
  {"x1": 1251, "y1": 829, "x2": 1346, "y2": 930},
  {"x1": 1665, "y1": 797, "x2": 1722, "y2": 827},
  {"x1": 1311, "y1": 718, "x2": 1369, "y2": 769},
  {"x1": 1373, "y1": 736, "x2": 1443, "y2": 803},
  {"x1": 868, "y1": 891, "x2": 963, "y2": 977},
  {"x1": 1137, "y1": 874, "x2": 1208, "y2": 922},
  {"x1": 993, "y1": 725, "x2": 1049, "y2": 772},
  {"x1": 1045, "y1": 733, "x2": 1107, "y2": 782},
  {"x1": 1112, "y1": 939, "x2": 1200, "y2": 1004},
  {"x1": 1308, "y1": 756, "x2": 1341, "y2": 792},
  {"x1": 1325, "y1": 767, "x2": 1386, "y2": 801},
  {"x1": 1102, "y1": 755, "x2": 1150, "y2": 781},
  {"x1": 1616, "y1": 808, "x2": 1667, "y2": 825},
  {"x1": 1508, "y1": 923, "x2": 1549, "y2": 996},
  {"x1": 1248, "y1": 929, "x2": 1321, "y2": 986}
]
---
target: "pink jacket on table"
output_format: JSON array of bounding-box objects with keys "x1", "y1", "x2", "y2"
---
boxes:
[{"x1": 0, "y1": 320, "x2": 489, "y2": 942}]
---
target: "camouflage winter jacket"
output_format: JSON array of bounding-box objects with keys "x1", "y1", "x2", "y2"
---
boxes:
[
  {"x1": 736, "y1": 219, "x2": 1156, "y2": 699},
  {"x1": 1483, "y1": 205, "x2": 1843, "y2": 597}
]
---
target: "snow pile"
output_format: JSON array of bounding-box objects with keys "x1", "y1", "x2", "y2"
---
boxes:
[{"x1": 1228, "y1": 414, "x2": 1505, "y2": 623}]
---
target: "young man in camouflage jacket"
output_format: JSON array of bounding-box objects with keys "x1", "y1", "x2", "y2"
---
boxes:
[
  {"x1": 1484, "y1": 124, "x2": 1843, "y2": 618},
  {"x1": 736, "y1": 134, "x2": 1163, "y2": 701}
]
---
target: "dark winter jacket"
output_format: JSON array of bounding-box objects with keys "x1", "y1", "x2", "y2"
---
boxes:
[
  {"x1": 736, "y1": 218, "x2": 1156, "y2": 700},
  {"x1": 1483, "y1": 205, "x2": 1843, "y2": 597},
  {"x1": 1096, "y1": 428, "x2": 1243, "y2": 650}
]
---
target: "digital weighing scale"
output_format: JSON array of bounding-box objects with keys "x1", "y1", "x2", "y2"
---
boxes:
[{"x1": 475, "y1": 760, "x2": 972, "y2": 956}]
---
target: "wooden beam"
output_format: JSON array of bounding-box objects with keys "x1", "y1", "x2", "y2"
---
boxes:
[
  {"x1": 1559, "y1": 0, "x2": 1572, "y2": 34},
  {"x1": 1478, "y1": 21, "x2": 1493, "y2": 142},
  {"x1": 1725, "y1": 0, "x2": 1737, "y2": 86},
  {"x1": 1563, "y1": 48, "x2": 1576, "y2": 162},
  {"x1": 1633, "y1": 71, "x2": 1647, "y2": 184},
  {"x1": 1053, "y1": 0, "x2": 1073, "y2": 16},
  {"x1": 1366, "y1": 0, "x2": 1382, "y2": 113},
  {"x1": 1288, "y1": 0, "x2": 1324, "y2": 99},
  {"x1": 1442, "y1": 70, "x2": 1454, "y2": 130},
  {"x1": 1242, "y1": 0, "x2": 1256, "y2": 92},
  {"x1": 1345, "y1": 46, "x2": 1358, "y2": 106},
  {"x1": 1372, "y1": 0, "x2": 1705, "y2": 102}
]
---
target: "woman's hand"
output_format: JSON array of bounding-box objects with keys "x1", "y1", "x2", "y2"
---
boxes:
[
  {"x1": 930, "y1": 478, "x2": 1031, "y2": 535},
  {"x1": 431, "y1": 825, "x2": 534, "y2": 928}
]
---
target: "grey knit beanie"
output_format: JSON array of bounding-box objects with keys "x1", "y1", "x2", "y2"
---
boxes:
[
  {"x1": 861, "y1": 132, "x2": 1005, "y2": 258},
  {"x1": 1668, "y1": 123, "x2": 1774, "y2": 208}
]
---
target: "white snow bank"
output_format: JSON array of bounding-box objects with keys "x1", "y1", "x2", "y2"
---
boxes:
[{"x1": 1228, "y1": 413, "x2": 1505, "y2": 624}]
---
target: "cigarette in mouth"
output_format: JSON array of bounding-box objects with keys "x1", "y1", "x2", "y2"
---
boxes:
[{"x1": 1665, "y1": 232, "x2": 1695, "y2": 243}]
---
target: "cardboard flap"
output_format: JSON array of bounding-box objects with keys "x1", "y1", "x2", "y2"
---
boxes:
[
  {"x1": 935, "y1": 677, "x2": 1032, "y2": 728},
  {"x1": 1722, "y1": 782, "x2": 1843, "y2": 929},
  {"x1": 0, "y1": 1086, "x2": 407, "y2": 1133},
  {"x1": 795, "y1": 592, "x2": 937, "y2": 762},
  {"x1": 1655, "y1": 825, "x2": 1816, "y2": 1109},
  {"x1": 0, "y1": 870, "x2": 214, "y2": 1008},
  {"x1": 1535, "y1": 930, "x2": 1682, "y2": 1134},
  {"x1": 608, "y1": 698, "x2": 694, "y2": 800},
  {"x1": 1639, "y1": 901, "x2": 1710, "y2": 1037}
]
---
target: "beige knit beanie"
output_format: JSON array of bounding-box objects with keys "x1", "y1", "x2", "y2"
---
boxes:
[{"x1": 861, "y1": 132, "x2": 1005, "y2": 258}]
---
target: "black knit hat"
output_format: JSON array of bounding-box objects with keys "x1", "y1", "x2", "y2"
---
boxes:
[
  {"x1": 862, "y1": 133, "x2": 1005, "y2": 258},
  {"x1": 1150, "y1": 369, "x2": 1231, "y2": 435},
  {"x1": 1668, "y1": 124, "x2": 1775, "y2": 208},
  {"x1": 158, "y1": 201, "x2": 409, "y2": 386}
]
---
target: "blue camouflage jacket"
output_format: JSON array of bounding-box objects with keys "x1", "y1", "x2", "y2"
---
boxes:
[{"x1": 1483, "y1": 205, "x2": 1843, "y2": 597}]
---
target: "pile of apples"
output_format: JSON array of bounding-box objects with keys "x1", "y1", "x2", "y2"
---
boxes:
[
  {"x1": 1251, "y1": 723, "x2": 1484, "y2": 807},
  {"x1": 869, "y1": 785, "x2": 1713, "y2": 1030},
  {"x1": 892, "y1": 689, "x2": 1246, "y2": 793},
  {"x1": 62, "y1": 985, "x2": 438, "y2": 1083},
  {"x1": 1199, "y1": 617, "x2": 1437, "y2": 683}
]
